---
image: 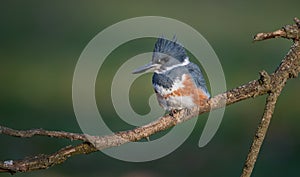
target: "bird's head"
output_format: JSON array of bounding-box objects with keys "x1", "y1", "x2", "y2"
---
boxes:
[{"x1": 132, "y1": 37, "x2": 189, "y2": 74}]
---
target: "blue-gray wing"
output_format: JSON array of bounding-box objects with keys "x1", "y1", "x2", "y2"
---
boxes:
[{"x1": 186, "y1": 62, "x2": 210, "y2": 98}]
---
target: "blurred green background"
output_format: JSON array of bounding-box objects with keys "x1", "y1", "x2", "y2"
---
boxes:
[{"x1": 1, "y1": 1, "x2": 300, "y2": 177}]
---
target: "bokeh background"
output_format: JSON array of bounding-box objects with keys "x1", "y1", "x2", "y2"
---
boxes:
[{"x1": 1, "y1": 1, "x2": 300, "y2": 177}]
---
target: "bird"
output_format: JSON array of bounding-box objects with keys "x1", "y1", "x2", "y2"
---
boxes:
[{"x1": 132, "y1": 37, "x2": 210, "y2": 113}]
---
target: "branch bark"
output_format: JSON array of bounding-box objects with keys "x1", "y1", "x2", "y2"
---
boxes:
[
  {"x1": 240, "y1": 17, "x2": 300, "y2": 177},
  {"x1": 240, "y1": 76, "x2": 285, "y2": 177},
  {"x1": 1, "y1": 17, "x2": 300, "y2": 175}
]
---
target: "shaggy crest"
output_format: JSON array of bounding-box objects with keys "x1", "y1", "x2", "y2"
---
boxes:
[{"x1": 153, "y1": 36, "x2": 187, "y2": 62}]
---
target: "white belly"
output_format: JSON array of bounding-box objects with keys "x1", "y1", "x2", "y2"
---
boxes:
[
  {"x1": 153, "y1": 74, "x2": 198, "y2": 111},
  {"x1": 156, "y1": 94, "x2": 196, "y2": 111}
]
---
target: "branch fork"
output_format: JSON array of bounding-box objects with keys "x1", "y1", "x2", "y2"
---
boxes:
[{"x1": 1, "y1": 17, "x2": 300, "y2": 176}]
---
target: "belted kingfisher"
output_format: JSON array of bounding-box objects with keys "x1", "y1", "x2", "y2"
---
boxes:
[{"x1": 132, "y1": 37, "x2": 210, "y2": 112}]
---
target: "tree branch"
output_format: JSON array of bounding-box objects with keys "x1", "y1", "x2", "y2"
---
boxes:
[
  {"x1": 240, "y1": 17, "x2": 300, "y2": 177},
  {"x1": 1, "y1": 17, "x2": 299, "y2": 175},
  {"x1": 0, "y1": 125, "x2": 88, "y2": 141},
  {"x1": 240, "y1": 74, "x2": 286, "y2": 177}
]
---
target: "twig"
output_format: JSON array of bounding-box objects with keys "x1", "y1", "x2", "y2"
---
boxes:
[
  {"x1": 240, "y1": 17, "x2": 300, "y2": 177},
  {"x1": 240, "y1": 79, "x2": 285, "y2": 177},
  {"x1": 0, "y1": 17, "x2": 300, "y2": 175},
  {"x1": 0, "y1": 143, "x2": 97, "y2": 174},
  {"x1": 0, "y1": 126, "x2": 88, "y2": 141}
]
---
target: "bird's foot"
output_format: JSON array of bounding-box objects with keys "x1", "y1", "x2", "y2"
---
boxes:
[{"x1": 169, "y1": 109, "x2": 180, "y2": 117}]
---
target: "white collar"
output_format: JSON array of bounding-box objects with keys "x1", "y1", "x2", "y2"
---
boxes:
[{"x1": 154, "y1": 57, "x2": 190, "y2": 74}]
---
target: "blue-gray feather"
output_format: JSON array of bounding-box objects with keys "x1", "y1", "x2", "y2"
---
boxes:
[
  {"x1": 186, "y1": 63, "x2": 210, "y2": 98},
  {"x1": 152, "y1": 37, "x2": 210, "y2": 99},
  {"x1": 153, "y1": 37, "x2": 187, "y2": 62},
  {"x1": 152, "y1": 73, "x2": 173, "y2": 90}
]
